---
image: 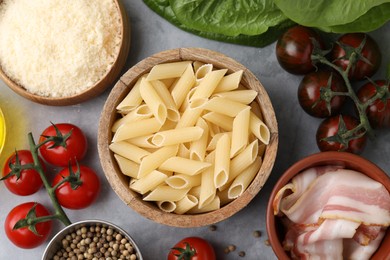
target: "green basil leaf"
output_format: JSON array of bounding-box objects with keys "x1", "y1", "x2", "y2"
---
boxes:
[
  {"x1": 170, "y1": 0, "x2": 287, "y2": 37},
  {"x1": 273, "y1": 0, "x2": 390, "y2": 27}
]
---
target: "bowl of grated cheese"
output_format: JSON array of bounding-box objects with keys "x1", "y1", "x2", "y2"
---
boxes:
[{"x1": 0, "y1": 0, "x2": 130, "y2": 106}]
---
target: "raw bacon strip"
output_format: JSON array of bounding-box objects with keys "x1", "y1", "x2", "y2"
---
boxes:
[
  {"x1": 343, "y1": 230, "x2": 386, "y2": 259},
  {"x1": 353, "y1": 225, "x2": 382, "y2": 246},
  {"x1": 293, "y1": 238, "x2": 344, "y2": 260}
]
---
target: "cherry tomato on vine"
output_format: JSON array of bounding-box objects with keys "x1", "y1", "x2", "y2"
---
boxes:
[
  {"x1": 276, "y1": 25, "x2": 324, "y2": 75},
  {"x1": 5, "y1": 202, "x2": 52, "y2": 249},
  {"x1": 168, "y1": 237, "x2": 216, "y2": 260},
  {"x1": 357, "y1": 80, "x2": 390, "y2": 128},
  {"x1": 52, "y1": 165, "x2": 100, "y2": 209},
  {"x1": 1, "y1": 150, "x2": 46, "y2": 196},
  {"x1": 316, "y1": 115, "x2": 367, "y2": 154},
  {"x1": 39, "y1": 123, "x2": 87, "y2": 167},
  {"x1": 298, "y1": 70, "x2": 347, "y2": 118},
  {"x1": 331, "y1": 33, "x2": 381, "y2": 81}
]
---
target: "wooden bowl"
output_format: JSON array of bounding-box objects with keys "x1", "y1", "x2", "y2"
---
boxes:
[
  {"x1": 0, "y1": 0, "x2": 130, "y2": 106},
  {"x1": 266, "y1": 151, "x2": 390, "y2": 260},
  {"x1": 98, "y1": 48, "x2": 278, "y2": 227}
]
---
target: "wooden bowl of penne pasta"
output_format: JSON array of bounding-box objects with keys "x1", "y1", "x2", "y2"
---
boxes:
[{"x1": 98, "y1": 48, "x2": 278, "y2": 227}]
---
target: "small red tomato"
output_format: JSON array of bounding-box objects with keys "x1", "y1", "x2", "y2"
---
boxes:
[
  {"x1": 357, "y1": 80, "x2": 390, "y2": 128},
  {"x1": 276, "y1": 25, "x2": 324, "y2": 75},
  {"x1": 316, "y1": 115, "x2": 367, "y2": 154},
  {"x1": 331, "y1": 33, "x2": 381, "y2": 81},
  {"x1": 168, "y1": 237, "x2": 216, "y2": 260},
  {"x1": 52, "y1": 165, "x2": 100, "y2": 209},
  {"x1": 2, "y1": 150, "x2": 45, "y2": 196},
  {"x1": 298, "y1": 71, "x2": 347, "y2": 118},
  {"x1": 5, "y1": 202, "x2": 52, "y2": 249},
  {"x1": 39, "y1": 123, "x2": 87, "y2": 167}
]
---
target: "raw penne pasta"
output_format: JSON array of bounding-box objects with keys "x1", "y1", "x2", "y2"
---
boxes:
[
  {"x1": 188, "y1": 97, "x2": 208, "y2": 110},
  {"x1": 143, "y1": 185, "x2": 190, "y2": 202},
  {"x1": 190, "y1": 118, "x2": 209, "y2": 161},
  {"x1": 112, "y1": 117, "x2": 162, "y2": 142},
  {"x1": 192, "y1": 61, "x2": 204, "y2": 72},
  {"x1": 175, "y1": 107, "x2": 203, "y2": 128},
  {"x1": 228, "y1": 156, "x2": 262, "y2": 199},
  {"x1": 116, "y1": 75, "x2": 146, "y2": 112},
  {"x1": 213, "y1": 70, "x2": 243, "y2": 93},
  {"x1": 179, "y1": 87, "x2": 198, "y2": 113},
  {"x1": 152, "y1": 126, "x2": 203, "y2": 146},
  {"x1": 160, "y1": 77, "x2": 176, "y2": 88},
  {"x1": 230, "y1": 107, "x2": 250, "y2": 158},
  {"x1": 138, "y1": 145, "x2": 178, "y2": 178},
  {"x1": 170, "y1": 64, "x2": 196, "y2": 109},
  {"x1": 199, "y1": 152, "x2": 216, "y2": 209},
  {"x1": 139, "y1": 78, "x2": 167, "y2": 124},
  {"x1": 177, "y1": 143, "x2": 190, "y2": 158},
  {"x1": 127, "y1": 135, "x2": 158, "y2": 149},
  {"x1": 195, "y1": 63, "x2": 213, "y2": 83},
  {"x1": 152, "y1": 80, "x2": 180, "y2": 122},
  {"x1": 206, "y1": 132, "x2": 232, "y2": 151},
  {"x1": 188, "y1": 185, "x2": 201, "y2": 198},
  {"x1": 165, "y1": 174, "x2": 201, "y2": 189},
  {"x1": 207, "y1": 121, "x2": 221, "y2": 137},
  {"x1": 217, "y1": 188, "x2": 233, "y2": 207},
  {"x1": 190, "y1": 69, "x2": 227, "y2": 100},
  {"x1": 146, "y1": 61, "x2": 192, "y2": 80},
  {"x1": 113, "y1": 154, "x2": 139, "y2": 178},
  {"x1": 188, "y1": 196, "x2": 220, "y2": 213},
  {"x1": 112, "y1": 104, "x2": 153, "y2": 132},
  {"x1": 250, "y1": 111, "x2": 270, "y2": 145},
  {"x1": 214, "y1": 133, "x2": 231, "y2": 188},
  {"x1": 202, "y1": 112, "x2": 233, "y2": 131},
  {"x1": 213, "y1": 89, "x2": 257, "y2": 104},
  {"x1": 130, "y1": 170, "x2": 168, "y2": 195},
  {"x1": 157, "y1": 201, "x2": 176, "y2": 213},
  {"x1": 203, "y1": 97, "x2": 249, "y2": 117},
  {"x1": 159, "y1": 119, "x2": 178, "y2": 131},
  {"x1": 109, "y1": 142, "x2": 150, "y2": 164},
  {"x1": 174, "y1": 194, "x2": 198, "y2": 215},
  {"x1": 159, "y1": 156, "x2": 211, "y2": 176}
]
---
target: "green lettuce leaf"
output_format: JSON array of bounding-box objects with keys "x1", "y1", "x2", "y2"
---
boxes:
[
  {"x1": 170, "y1": 0, "x2": 287, "y2": 37},
  {"x1": 273, "y1": 0, "x2": 390, "y2": 27},
  {"x1": 143, "y1": 0, "x2": 295, "y2": 47},
  {"x1": 318, "y1": 3, "x2": 390, "y2": 33}
]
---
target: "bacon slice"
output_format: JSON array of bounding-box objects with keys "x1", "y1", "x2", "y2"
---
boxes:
[{"x1": 343, "y1": 230, "x2": 386, "y2": 259}]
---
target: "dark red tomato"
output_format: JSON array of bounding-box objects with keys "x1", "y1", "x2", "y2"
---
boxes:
[
  {"x1": 331, "y1": 33, "x2": 381, "y2": 81},
  {"x1": 5, "y1": 202, "x2": 52, "y2": 249},
  {"x1": 52, "y1": 165, "x2": 100, "y2": 209},
  {"x1": 316, "y1": 115, "x2": 367, "y2": 154},
  {"x1": 357, "y1": 80, "x2": 390, "y2": 128},
  {"x1": 276, "y1": 25, "x2": 324, "y2": 75},
  {"x1": 39, "y1": 123, "x2": 87, "y2": 167},
  {"x1": 168, "y1": 237, "x2": 216, "y2": 260},
  {"x1": 2, "y1": 150, "x2": 45, "y2": 196},
  {"x1": 298, "y1": 71, "x2": 347, "y2": 118}
]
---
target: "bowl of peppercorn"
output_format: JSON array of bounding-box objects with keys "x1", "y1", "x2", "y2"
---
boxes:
[{"x1": 42, "y1": 219, "x2": 143, "y2": 260}]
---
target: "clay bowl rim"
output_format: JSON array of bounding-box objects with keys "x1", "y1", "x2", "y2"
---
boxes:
[
  {"x1": 98, "y1": 47, "x2": 279, "y2": 228},
  {"x1": 266, "y1": 151, "x2": 390, "y2": 260},
  {"x1": 0, "y1": 0, "x2": 130, "y2": 106}
]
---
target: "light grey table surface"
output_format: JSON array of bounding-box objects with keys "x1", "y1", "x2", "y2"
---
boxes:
[{"x1": 0, "y1": 1, "x2": 389, "y2": 259}]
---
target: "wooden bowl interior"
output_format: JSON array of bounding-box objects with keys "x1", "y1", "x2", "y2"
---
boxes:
[
  {"x1": 0, "y1": 0, "x2": 130, "y2": 106},
  {"x1": 98, "y1": 47, "x2": 278, "y2": 227},
  {"x1": 266, "y1": 151, "x2": 390, "y2": 260}
]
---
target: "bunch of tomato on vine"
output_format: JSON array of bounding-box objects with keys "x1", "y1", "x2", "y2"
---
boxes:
[
  {"x1": 276, "y1": 25, "x2": 390, "y2": 154},
  {"x1": 1, "y1": 123, "x2": 100, "y2": 249}
]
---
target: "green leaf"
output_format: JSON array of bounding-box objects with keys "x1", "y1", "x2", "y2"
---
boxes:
[
  {"x1": 273, "y1": 0, "x2": 390, "y2": 28},
  {"x1": 170, "y1": 0, "x2": 287, "y2": 37},
  {"x1": 318, "y1": 4, "x2": 390, "y2": 33}
]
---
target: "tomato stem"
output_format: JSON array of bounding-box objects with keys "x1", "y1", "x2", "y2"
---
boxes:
[{"x1": 28, "y1": 132, "x2": 71, "y2": 226}]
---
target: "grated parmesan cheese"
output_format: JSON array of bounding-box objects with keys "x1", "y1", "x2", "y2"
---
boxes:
[{"x1": 0, "y1": 0, "x2": 122, "y2": 97}]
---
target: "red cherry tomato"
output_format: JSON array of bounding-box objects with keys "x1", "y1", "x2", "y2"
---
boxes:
[
  {"x1": 52, "y1": 165, "x2": 100, "y2": 209},
  {"x1": 357, "y1": 80, "x2": 390, "y2": 128},
  {"x1": 331, "y1": 33, "x2": 381, "y2": 81},
  {"x1": 5, "y1": 202, "x2": 52, "y2": 249},
  {"x1": 39, "y1": 123, "x2": 87, "y2": 167},
  {"x1": 298, "y1": 71, "x2": 347, "y2": 118},
  {"x1": 2, "y1": 150, "x2": 45, "y2": 196},
  {"x1": 316, "y1": 115, "x2": 367, "y2": 154},
  {"x1": 276, "y1": 25, "x2": 324, "y2": 75},
  {"x1": 168, "y1": 237, "x2": 216, "y2": 260}
]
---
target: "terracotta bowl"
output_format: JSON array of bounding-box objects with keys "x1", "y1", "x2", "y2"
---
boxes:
[
  {"x1": 0, "y1": 0, "x2": 130, "y2": 106},
  {"x1": 98, "y1": 47, "x2": 278, "y2": 227},
  {"x1": 266, "y1": 151, "x2": 390, "y2": 260}
]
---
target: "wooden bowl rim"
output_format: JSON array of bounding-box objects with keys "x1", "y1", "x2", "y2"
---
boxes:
[
  {"x1": 98, "y1": 47, "x2": 279, "y2": 227},
  {"x1": 266, "y1": 151, "x2": 390, "y2": 260},
  {"x1": 0, "y1": 0, "x2": 130, "y2": 106}
]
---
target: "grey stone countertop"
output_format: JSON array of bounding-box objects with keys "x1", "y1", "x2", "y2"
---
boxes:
[{"x1": 0, "y1": 1, "x2": 389, "y2": 259}]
